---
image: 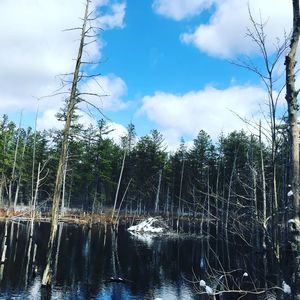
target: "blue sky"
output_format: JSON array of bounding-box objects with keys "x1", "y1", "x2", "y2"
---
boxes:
[{"x1": 0, "y1": 0, "x2": 293, "y2": 150}]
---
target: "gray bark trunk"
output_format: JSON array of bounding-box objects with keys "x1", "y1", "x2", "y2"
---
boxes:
[
  {"x1": 13, "y1": 133, "x2": 28, "y2": 210},
  {"x1": 0, "y1": 221, "x2": 8, "y2": 264},
  {"x1": 111, "y1": 150, "x2": 126, "y2": 221},
  {"x1": 61, "y1": 155, "x2": 68, "y2": 216},
  {"x1": 41, "y1": 0, "x2": 90, "y2": 286},
  {"x1": 177, "y1": 159, "x2": 185, "y2": 233},
  {"x1": 9, "y1": 115, "x2": 22, "y2": 208},
  {"x1": 285, "y1": 1, "x2": 300, "y2": 298},
  {"x1": 154, "y1": 169, "x2": 162, "y2": 213}
]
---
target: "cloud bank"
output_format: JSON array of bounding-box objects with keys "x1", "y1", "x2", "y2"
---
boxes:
[
  {"x1": 139, "y1": 85, "x2": 271, "y2": 149},
  {"x1": 152, "y1": 0, "x2": 215, "y2": 21},
  {"x1": 0, "y1": 0, "x2": 126, "y2": 132},
  {"x1": 154, "y1": 0, "x2": 292, "y2": 58}
]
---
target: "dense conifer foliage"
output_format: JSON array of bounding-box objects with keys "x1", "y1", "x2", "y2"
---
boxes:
[{"x1": 0, "y1": 114, "x2": 289, "y2": 229}]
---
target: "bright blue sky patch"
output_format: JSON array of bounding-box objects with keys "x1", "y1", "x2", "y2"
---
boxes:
[{"x1": 0, "y1": 0, "x2": 292, "y2": 150}]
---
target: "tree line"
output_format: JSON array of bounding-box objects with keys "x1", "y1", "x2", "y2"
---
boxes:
[
  {"x1": 1, "y1": 0, "x2": 300, "y2": 294},
  {"x1": 0, "y1": 113, "x2": 291, "y2": 237}
]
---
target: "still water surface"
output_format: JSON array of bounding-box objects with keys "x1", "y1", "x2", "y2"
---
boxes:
[{"x1": 0, "y1": 220, "x2": 266, "y2": 299}]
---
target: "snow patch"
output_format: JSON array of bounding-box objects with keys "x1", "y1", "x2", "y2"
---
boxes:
[
  {"x1": 199, "y1": 280, "x2": 206, "y2": 287},
  {"x1": 199, "y1": 279, "x2": 214, "y2": 295},
  {"x1": 128, "y1": 217, "x2": 169, "y2": 234},
  {"x1": 205, "y1": 285, "x2": 214, "y2": 295},
  {"x1": 282, "y1": 281, "x2": 291, "y2": 294},
  {"x1": 128, "y1": 231, "x2": 154, "y2": 247}
]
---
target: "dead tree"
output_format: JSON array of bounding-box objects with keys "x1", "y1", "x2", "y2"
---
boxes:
[
  {"x1": 234, "y1": 9, "x2": 288, "y2": 206},
  {"x1": 111, "y1": 150, "x2": 126, "y2": 222},
  {"x1": 13, "y1": 128, "x2": 29, "y2": 211},
  {"x1": 8, "y1": 113, "x2": 22, "y2": 208},
  {"x1": 285, "y1": 1, "x2": 300, "y2": 298},
  {"x1": 41, "y1": 0, "x2": 92, "y2": 286},
  {"x1": 232, "y1": 7, "x2": 289, "y2": 262}
]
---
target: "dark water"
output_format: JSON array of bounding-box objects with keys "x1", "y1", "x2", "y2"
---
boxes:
[{"x1": 0, "y1": 220, "x2": 282, "y2": 299}]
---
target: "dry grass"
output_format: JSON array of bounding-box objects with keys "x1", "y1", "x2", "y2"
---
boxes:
[{"x1": 0, "y1": 207, "x2": 120, "y2": 225}]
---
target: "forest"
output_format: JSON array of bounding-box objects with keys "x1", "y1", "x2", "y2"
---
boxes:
[
  {"x1": 0, "y1": 114, "x2": 290, "y2": 225},
  {"x1": 1, "y1": 0, "x2": 300, "y2": 299},
  {"x1": 0, "y1": 112, "x2": 297, "y2": 293}
]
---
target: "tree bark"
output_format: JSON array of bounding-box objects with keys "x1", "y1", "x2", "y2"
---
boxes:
[
  {"x1": 9, "y1": 114, "x2": 22, "y2": 208},
  {"x1": 154, "y1": 169, "x2": 162, "y2": 213},
  {"x1": 41, "y1": 0, "x2": 90, "y2": 286},
  {"x1": 285, "y1": 1, "x2": 300, "y2": 298},
  {"x1": 111, "y1": 150, "x2": 126, "y2": 221},
  {"x1": 177, "y1": 158, "x2": 185, "y2": 233}
]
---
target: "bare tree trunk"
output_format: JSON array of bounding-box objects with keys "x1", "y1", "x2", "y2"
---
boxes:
[
  {"x1": 13, "y1": 131, "x2": 28, "y2": 211},
  {"x1": 0, "y1": 221, "x2": 8, "y2": 284},
  {"x1": 192, "y1": 185, "x2": 196, "y2": 218},
  {"x1": 0, "y1": 175, "x2": 4, "y2": 205},
  {"x1": 207, "y1": 167, "x2": 210, "y2": 239},
  {"x1": 25, "y1": 220, "x2": 34, "y2": 288},
  {"x1": 53, "y1": 222, "x2": 63, "y2": 278},
  {"x1": 61, "y1": 154, "x2": 68, "y2": 216},
  {"x1": 177, "y1": 159, "x2": 185, "y2": 233},
  {"x1": 0, "y1": 123, "x2": 9, "y2": 206},
  {"x1": 9, "y1": 113, "x2": 22, "y2": 207},
  {"x1": 32, "y1": 164, "x2": 39, "y2": 218},
  {"x1": 251, "y1": 162, "x2": 258, "y2": 245},
  {"x1": 154, "y1": 169, "x2": 162, "y2": 214},
  {"x1": 111, "y1": 150, "x2": 126, "y2": 221},
  {"x1": 225, "y1": 156, "x2": 236, "y2": 269},
  {"x1": 92, "y1": 188, "x2": 98, "y2": 214},
  {"x1": 0, "y1": 220, "x2": 8, "y2": 264},
  {"x1": 115, "y1": 178, "x2": 132, "y2": 224},
  {"x1": 67, "y1": 169, "x2": 74, "y2": 210},
  {"x1": 166, "y1": 186, "x2": 170, "y2": 218},
  {"x1": 31, "y1": 106, "x2": 39, "y2": 211},
  {"x1": 285, "y1": 1, "x2": 300, "y2": 298},
  {"x1": 41, "y1": 0, "x2": 90, "y2": 286},
  {"x1": 13, "y1": 221, "x2": 20, "y2": 262},
  {"x1": 215, "y1": 162, "x2": 220, "y2": 245},
  {"x1": 259, "y1": 122, "x2": 267, "y2": 253},
  {"x1": 225, "y1": 157, "x2": 236, "y2": 233}
]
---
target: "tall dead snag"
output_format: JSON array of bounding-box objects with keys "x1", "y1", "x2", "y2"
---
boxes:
[
  {"x1": 111, "y1": 150, "x2": 126, "y2": 223},
  {"x1": 41, "y1": 0, "x2": 90, "y2": 286},
  {"x1": 285, "y1": 0, "x2": 300, "y2": 298}
]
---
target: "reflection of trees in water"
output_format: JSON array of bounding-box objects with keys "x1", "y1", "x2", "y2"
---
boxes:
[{"x1": 0, "y1": 221, "x2": 289, "y2": 299}]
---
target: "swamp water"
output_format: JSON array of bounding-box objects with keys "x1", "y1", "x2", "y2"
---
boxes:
[{"x1": 0, "y1": 221, "x2": 281, "y2": 299}]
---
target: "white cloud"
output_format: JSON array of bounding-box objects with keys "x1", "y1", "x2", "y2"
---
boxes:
[
  {"x1": 35, "y1": 73, "x2": 128, "y2": 132},
  {"x1": 37, "y1": 108, "x2": 126, "y2": 145},
  {"x1": 138, "y1": 85, "x2": 269, "y2": 149},
  {"x1": 36, "y1": 107, "x2": 98, "y2": 132},
  {"x1": 37, "y1": 109, "x2": 63, "y2": 131},
  {"x1": 152, "y1": 0, "x2": 215, "y2": 21},
  {"x1": 80, "y1": 74, "x2": 128, "y2": 112},
  {"x1": 107, "y1": 122, "x2": 128, "y2": 144},
  {"x1": 153, "y1": 0, "x2": 292, "y2": 58},
  {"x1": 98, "y1": 2, "x2": 126, "y2": 29},
  {"x1": 0, "y1": 0, "x2": 126, "y2": 122}
]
